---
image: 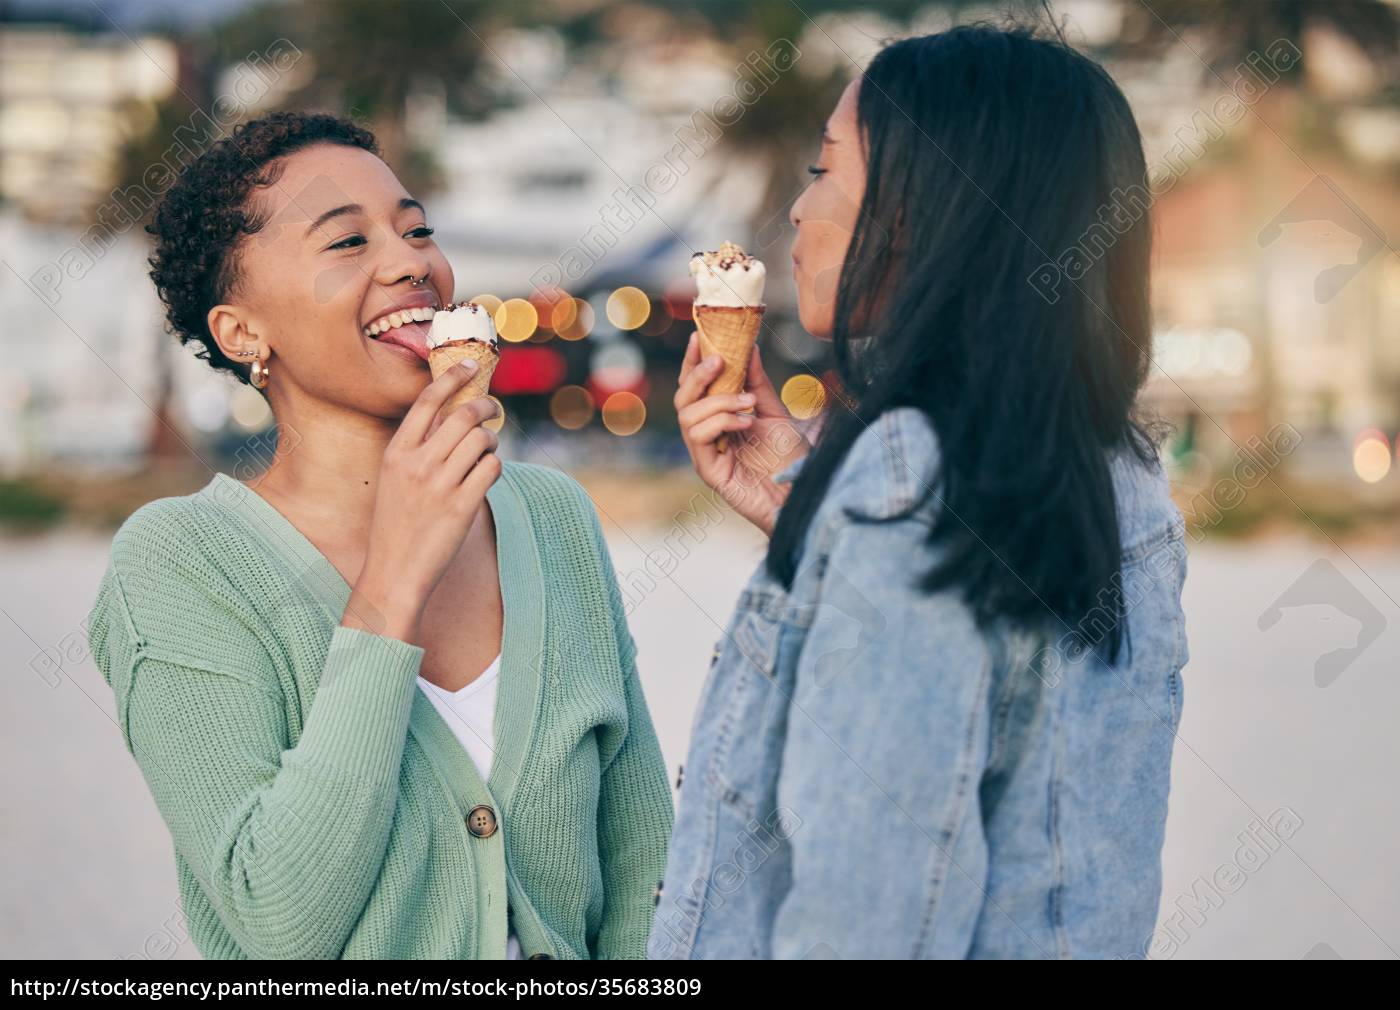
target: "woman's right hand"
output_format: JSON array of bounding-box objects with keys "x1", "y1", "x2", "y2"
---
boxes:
[
  {"x1": 675, "y1": 332, "x2": 809, "y2": 537},
  {"x1": 342, "y1": 360, "x2": 502, "y2": 643}
]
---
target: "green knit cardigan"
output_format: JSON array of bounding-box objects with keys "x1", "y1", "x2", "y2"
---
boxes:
[{"x1": 86, "y1": 461, "x2": 675, "y2": 959}]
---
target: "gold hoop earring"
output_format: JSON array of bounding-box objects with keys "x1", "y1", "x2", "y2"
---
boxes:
[{"x1": 250, "y1": 355, "x2": 269, "y2": 389}]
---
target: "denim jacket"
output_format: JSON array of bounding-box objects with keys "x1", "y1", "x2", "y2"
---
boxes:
[{"x1": 649, "y1": 407, "x2": 1188, "y2": 959}]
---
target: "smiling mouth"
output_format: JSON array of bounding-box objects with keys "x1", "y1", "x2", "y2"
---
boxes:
[{"x1": 363, "y1": 305, "x2": 437, "y2": 362}]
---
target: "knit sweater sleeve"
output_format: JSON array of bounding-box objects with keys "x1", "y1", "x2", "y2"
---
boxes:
[
  {"x1": 580, "y1": 492, "x2": 676, "y2": 959},
  {"x1": 86, "y1": 499, "x2": 425, "y2": 959}
]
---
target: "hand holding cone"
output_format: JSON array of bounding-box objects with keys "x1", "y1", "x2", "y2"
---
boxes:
[{"x1": 429, "y1": 340, "x2": 498, "y2": 412}]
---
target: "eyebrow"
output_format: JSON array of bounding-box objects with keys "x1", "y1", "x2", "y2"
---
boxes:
[
  {"x1": 821, "y1": 124, "x2": 835, "y2": 144},
  {"x1": 304, "y1": 197, "x2": 426, "y2": 238}
]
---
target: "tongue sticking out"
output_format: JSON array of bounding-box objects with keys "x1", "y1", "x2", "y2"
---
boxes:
[{"x1": 373, "y1": 321, "x2": 431, "y2": 363}]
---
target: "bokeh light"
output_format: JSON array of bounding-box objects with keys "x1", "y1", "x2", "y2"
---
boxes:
[
  {"x1": 590, "y1": 341, "x2": 645, "y2": 392},
  {"x1": 556, "y1": 297, "x2": 594, "y2": 341},
  {"x1": 481, "y1": 395, "x2": 506, "y2": 434},
  {"x1": 606, "y1": 286, "x2": 651, "y2": 331},
  {"x1": 469, "y1": 293, "x2": 503, "y2": 316},
  {"x1": 529, "y1": 287, "x2": 571, "y2": 340},
  {"x1": 495, "y1": 298, "x2": 538, "y2": 343},
  {"x1": 780, "y1": 374, "x2": 827, "y2": 420},
  {"x1": 664, "y1": 279, "x2": 696, "y2": 321},
  {"x1": 601, "y1": 391, "x2": 646, "y2": 435},
  {"x1": 229, "y1": 385, "x2": 272, "y2": 431},
  {"x1": 639, "y1": 298, "x2": 673, "y2": 337},
  {"x1": 550, "y1": 295, "x2": 577, "y2": 333},
  {"x1": 1353, "y1": 430, "x2": 1391, "y2": 483},
  {"x1": 185, "y1": 386, "x2": 229, "y2": 432},
  {"x1": 550, "y1": 385, "x2": 595, "y2": 430}
]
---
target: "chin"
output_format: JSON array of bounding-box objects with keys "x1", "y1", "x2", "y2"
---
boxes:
[{"x1": 798, "y1": 303, "x2": 835, "y2": 341}]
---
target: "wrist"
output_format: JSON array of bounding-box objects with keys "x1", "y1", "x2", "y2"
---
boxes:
[{"x1": 342, "y1": 563, "x2": 428, "y2": 644}]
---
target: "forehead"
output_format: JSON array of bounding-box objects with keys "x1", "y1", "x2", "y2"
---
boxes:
[
  {"x1": 827, "y1": 77, "x2": 861, "y2": 139},
  {"x1": 250, "y1": 143, "x2": 407, "y2": 234}
]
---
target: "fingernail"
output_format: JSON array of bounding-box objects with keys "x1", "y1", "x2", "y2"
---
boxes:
[
  {"x1": 738, "y1": 393, "x2": 756, "y2": 405},
  {"x1": 459, "y1": 360, "x2": 478, "y2": 372},
  {"x1": 705, "y1": 355, "x2": 722, "y2": 369}
]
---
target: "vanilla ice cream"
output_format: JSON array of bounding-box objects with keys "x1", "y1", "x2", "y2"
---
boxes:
[
  {"x1": 689, "y1": 242, "x2": 765, "y2": 308},
  {"x1": 427, "y1": 301, "x2": 499, "y2": 350}
]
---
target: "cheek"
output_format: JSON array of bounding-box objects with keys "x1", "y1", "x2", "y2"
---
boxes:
[
  {"x1": 311, "y1": 260, "x2": 367, "y2": 309},
  {"x1": 429, "y1": 248, "x2": 455, "y2": 302},
  {"x1": 245, "y1": 251, "x2": 362, "y2": 350},
  {"x1": 803, "y1": 190, "x2": 855, "y2": 270},
  {"x1": 806, "y1": 218, "x2": 851, "y2": 307}
]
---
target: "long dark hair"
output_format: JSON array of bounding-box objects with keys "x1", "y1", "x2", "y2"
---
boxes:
[{"x1": 767, "y1": 25, "x2": 1158, "y2": 661}]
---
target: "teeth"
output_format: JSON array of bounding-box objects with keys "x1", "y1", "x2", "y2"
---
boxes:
[{"x1": 363, "y1": 306, "x2": 436, "y2": 338}]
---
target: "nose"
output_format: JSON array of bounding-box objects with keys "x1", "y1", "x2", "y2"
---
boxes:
[
  {"x1": 790, "y1": 186, "x2": 807, "y2": 230},
  {"x1": 376, "y1": 233, "x2": 432, "y2": 290}
]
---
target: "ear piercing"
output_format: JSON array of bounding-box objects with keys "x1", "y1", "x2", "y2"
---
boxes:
[{"x1": 232, "y1": 348, "x2": 269, "y2": 389}]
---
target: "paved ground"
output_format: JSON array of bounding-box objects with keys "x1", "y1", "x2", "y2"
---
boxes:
[{"x1": 3, "y1": 518, "x2": 1396, "y2": 959}]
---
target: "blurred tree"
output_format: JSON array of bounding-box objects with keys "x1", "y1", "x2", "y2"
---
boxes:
[
  {"x1": 213, "y1": 0, "x2": 524, "y2": 187},
  {"x1": 1121, "y1": 0, "x2": 1400, "y2": 76},
  {"x1": 659, "y1": 0, "x2": 921, "y2": 251},
  {"x1": 699, "y1": 0, "x2": 850, "y2": 242}
]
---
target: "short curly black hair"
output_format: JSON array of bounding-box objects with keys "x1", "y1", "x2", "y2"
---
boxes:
[{"x1": 146, "y1": 111, "x2": 379, "y2": 385}]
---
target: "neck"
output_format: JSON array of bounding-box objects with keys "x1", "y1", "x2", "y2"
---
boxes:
[{"x1": 249, "y1": 391, "x2": 399, "y2": 542}]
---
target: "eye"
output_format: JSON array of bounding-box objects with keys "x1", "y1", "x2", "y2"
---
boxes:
[
  {"x1": 806, "y1": 164, "x2": 827, "y2": 180},
  {"x1": 406, "y1": 225, "x2": 435, "y2": 239},
  {"x1": 327, "y1": 234, "x2": 366, "y2": 251}
]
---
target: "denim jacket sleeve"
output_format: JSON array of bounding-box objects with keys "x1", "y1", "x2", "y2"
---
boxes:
[{"x1": 769, "y1": 418, "x2": 997, "y2": 958}]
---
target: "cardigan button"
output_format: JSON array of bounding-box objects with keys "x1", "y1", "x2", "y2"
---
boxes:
[{"x1": 465, "y1": 804, "x2": 498, "y2": 838}]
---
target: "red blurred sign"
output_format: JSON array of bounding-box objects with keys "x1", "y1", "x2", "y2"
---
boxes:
[{"x1": 491, "y1": 345, "x2": 566, "y2": 395}]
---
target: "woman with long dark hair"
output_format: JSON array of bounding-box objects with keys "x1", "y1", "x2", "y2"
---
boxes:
[
  {"x1": 654, "y1": 25, "x2": 1188, "y2": 959},
  {"x1": 86, "y1": 112, "x2": 673, "y2": 959}
]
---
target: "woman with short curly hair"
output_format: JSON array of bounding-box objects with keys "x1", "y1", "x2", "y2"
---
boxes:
[{"x1": 86, "y1": 111, "x2": 674, "y2": 959}]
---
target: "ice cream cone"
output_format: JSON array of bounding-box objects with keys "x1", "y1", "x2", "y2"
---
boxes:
[
  {"x1": 694, "y1": 304, "x2": 763, "y2": 452},
  {"x1": 429, "y1": 340, "x2": 499, "y2": 412},
  {"x1": 694, "y1": 304, "x2": 764, "y2": 394}
]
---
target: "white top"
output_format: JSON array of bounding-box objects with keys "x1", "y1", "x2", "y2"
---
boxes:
[{"x1": 416, "y1": 655, "x2": 522, "y2": 960}]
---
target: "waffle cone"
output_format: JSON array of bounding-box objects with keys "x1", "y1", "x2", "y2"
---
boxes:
[
  {"x1": 429, "y1": 340, "x2": 500, "y2": 411},
  {"x1": 693, "y1": 304, "x2": 764, "y2": 453},
  {"x1": 694, "y1": 304, "x2": 764, "y2": 397}
]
